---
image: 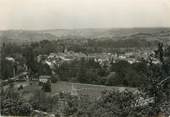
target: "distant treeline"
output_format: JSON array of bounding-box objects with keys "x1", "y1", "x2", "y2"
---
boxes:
[
  {"x1": 37, "y1": 38, "x2": 158, "y2": 53},
  {"x1": 2, "y1": 38, "x2": 158, "y2": 56}
]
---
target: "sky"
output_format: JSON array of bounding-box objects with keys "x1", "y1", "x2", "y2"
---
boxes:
[{"x1": 0, "y1": 0, "x2": 170, "y2": 30}]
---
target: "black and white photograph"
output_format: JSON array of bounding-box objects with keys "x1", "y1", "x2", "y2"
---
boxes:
[{"x1": 0, "y1": 0, "x2": 170, "y2": 116}]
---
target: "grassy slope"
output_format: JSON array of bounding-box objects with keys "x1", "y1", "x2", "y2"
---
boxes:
[
  {"x1": 17, "y1": 81, "x2": 136, "y2": 100},
  {"x1": 51, "y1": 81, "x2": 136, "y2": 97}
]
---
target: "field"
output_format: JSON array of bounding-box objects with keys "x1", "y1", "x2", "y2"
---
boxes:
[
  {"x1": 51, "y1": 82, "x2": 136, "y2": 97},
  {"x1": 14, "y1": 81, "x2": 137, "y2": 100}
]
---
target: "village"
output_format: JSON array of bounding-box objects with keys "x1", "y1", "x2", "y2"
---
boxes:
[
  {"x1": 1, "y1": 0, "x2": 170, "y2": 115},
  {"x1": 1, "y1": 46, "x2": 159, "y2": 82}
]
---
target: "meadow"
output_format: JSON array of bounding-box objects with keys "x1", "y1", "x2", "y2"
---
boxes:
[{"x1": 16, "y1": 81, "x2": 136, "y2": 100}]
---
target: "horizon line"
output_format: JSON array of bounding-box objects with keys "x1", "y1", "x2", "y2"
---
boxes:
[{"x1": 0, "y1": 26, "x2": 170, "y2": 31}]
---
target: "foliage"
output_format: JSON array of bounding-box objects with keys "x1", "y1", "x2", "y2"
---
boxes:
[
  {"x1": 37, "y1": 62, "x2": 52, "y2": 75},
  {"x1": 90, "y1": 90, "x2": 140, "y2": 117},
  {"x1": 110, "y1": 60, "x2": 147, "y2": 87},
  {"x1": 141, "y1": 43, "x2": 170, "y2": 115},
  {"x1": 55, "y1": 90, "x2": 147, "y2": 117},
  {"x1": 1, "y1": 59, "x2": 14, "y2": 79},
  {"x1": 51, "y1": 74, "x2": 59, "y2": 83},
  {"x1": 0, "y1": 85, "x2": 32, "y2": 116},
  {"x1": 29, "y1": 89, "x2": 56, "y2": 112},
  {"x1": 41, "y1": 80, "x2": 52, "y2": 92},
  {"x1": 22, "y1": 46, "x2": 38, "y2": 75}
]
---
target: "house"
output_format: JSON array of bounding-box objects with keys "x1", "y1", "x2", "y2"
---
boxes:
[
  {"x1": 31, "y1": 110, "x2": 55, "y2": 117},
  {"x1": 39, "y1": 75, "x2": 51, "y2": 83},
  {"x1": 5, "y1": 57, "x2": 15, "y2": 62}
]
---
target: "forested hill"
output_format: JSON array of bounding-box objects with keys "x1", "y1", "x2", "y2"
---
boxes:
[
  {"x1": 0, "y1": 30, "x2": 57, "y2": 45},
  {"x1": 0, "y1": 28, "x2": 170, "y2": 45},
  {"x1": 42, "y1": 28, "x2": 170, "y2": 40}
]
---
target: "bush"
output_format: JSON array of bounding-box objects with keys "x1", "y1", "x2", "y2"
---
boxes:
[
  {"x1": 1, "y1": 88, "x2": 32, "y2": 116},
  {"x1": 41, "y1": 81, "x2": 51, "y2": 92},
  {"x1": 18, "y1": 85, "x2": 23, "y2": 90},
  {"x1": 51, "y1": 75, "x2": 59, "y2": 83}
]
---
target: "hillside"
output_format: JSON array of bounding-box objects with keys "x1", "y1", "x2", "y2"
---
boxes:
[
  {"x1": 0, "y1": 30, "x2": 57, "y2": 45},
  {"x1": 0, "y1": 28, "x2": 170, "y2": 44},
  {"x1": 42, "y1": 28, "x2": 170, "y2": 40},
  {"x1": 13, "y1": 81, "x2": 136, "y2": 100}
]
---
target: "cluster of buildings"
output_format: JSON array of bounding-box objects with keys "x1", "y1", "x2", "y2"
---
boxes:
[
  {"x1": 40, "y1": 48, "x2": 159, "y2": 67},
  {"x1": 36, "y1": 48, "x2": 160, "y2": 73},
  {"x1": 37, "y1": 51, "x2": 87, "y2": 68},
  {"x1": 1, "y1": 47, "x2": 160, "y2": 86}
]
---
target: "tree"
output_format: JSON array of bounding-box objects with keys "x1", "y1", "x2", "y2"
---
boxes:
[
  {"x1": 41, "y1": 80, "x2": 51, "y2": 92},
  {"x1": 77, "y1": 58, "x2": 88, "y2": 83},
  {"x1": 1, "y1": 59, "x2": 14, "y2": 79},
  {"x1": 110, "y1": 60, "x2": 131, "y2": 86},
  {"x1": 88, "y1": 90, "x2": 144, "y2": 117},
  {"x1": 22, "y1": 46, "x2": 38, "y2": 75},
  {"x1": 0, "y1": 85, "x2": 32, "y2": 116},
  {"x1": 141, "y1": 42, "x2": 170, "y2": 116},
  {"x1": 51, "y1": 74, "x2": 59, "y2": 83},
  {"x1": 29, "y1": 90, "x2": 54, "y2": 112},
  {"x1": 38, "y1": 62, "x2": 52, "y2": 76}
]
